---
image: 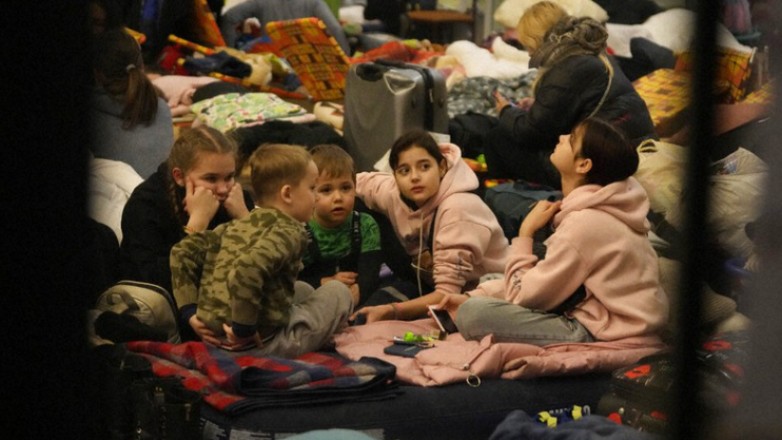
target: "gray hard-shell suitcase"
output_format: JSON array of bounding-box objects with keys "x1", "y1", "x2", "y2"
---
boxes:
[{"x1": 343, "y1": 59, "x2": 448, "y2": 171}]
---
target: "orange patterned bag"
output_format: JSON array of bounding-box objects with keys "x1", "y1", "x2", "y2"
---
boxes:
[
  {"x1": 674, "y1": 47, "x2": 754, "y2": 103},
  {"x1": 265, "y1": 18, "x2": 350, "y2": 101}
]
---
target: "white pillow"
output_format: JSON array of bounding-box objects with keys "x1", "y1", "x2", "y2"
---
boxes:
[
  {"x1": 494, "y1": 0, "x2": 608, "y2": 29},
  {"x1": 446, "y1": 40, "x2": 530, "y2": 78},
  {"x1": 607, "y1": 8, "x2": 752, "y2": 56},
  {"x1": 89, "y1": 156, "x2": 144, "y2": 243},
  {"x1": 339, "y1": 5, "x2": 366, "y2": 24}
]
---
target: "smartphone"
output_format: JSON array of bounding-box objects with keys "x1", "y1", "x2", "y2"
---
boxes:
[
  {"x1": 428, "y1": 306, "x2": 458, "y2": 334},
  {"x1": 384, "y1": 343, "x2": 427, "y2": 358}
]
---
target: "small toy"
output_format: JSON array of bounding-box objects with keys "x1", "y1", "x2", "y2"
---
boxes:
[
  {"x1": 536, "y1": 405, "x2": 590, "y2": 427},
  {"x1": 392, "y1": 331, "x2": 441, "y2": 347}
]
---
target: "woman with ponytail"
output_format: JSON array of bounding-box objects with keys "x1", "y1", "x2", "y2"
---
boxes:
[
  {"x1": 483, "y1": 1, "x2": 655, "y2": 188},
  {"x1": 120, "y1": 126, "x2": 253, "y2": 300},
  {"x1": 90, "y1": 28, "x2": 173, "y2": 178}
]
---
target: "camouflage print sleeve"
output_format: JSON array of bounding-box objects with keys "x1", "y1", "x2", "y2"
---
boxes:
[
  {"x1": 170, "y1": 229, "x2": 221, "y2": 310},
  {"x1": 229, "y1": 221, "x2": 304, "y2": 327}
]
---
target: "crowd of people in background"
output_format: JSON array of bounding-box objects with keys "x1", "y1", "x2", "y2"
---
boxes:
[{"x1": 86, "y1": 0, "x2": 672, "y2": 355}]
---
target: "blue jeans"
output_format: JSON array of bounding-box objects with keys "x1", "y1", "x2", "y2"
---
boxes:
[{"x1": 455, "y1": 296, "x2": 594, "y2": 346}]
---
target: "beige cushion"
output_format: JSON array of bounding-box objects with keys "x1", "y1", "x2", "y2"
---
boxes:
[{"x1": 658, "y1": 257, "x2": 740, "y2": 337}]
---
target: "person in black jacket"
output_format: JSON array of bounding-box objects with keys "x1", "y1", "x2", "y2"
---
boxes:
[
  {"x1": 485, "y1": 1, "x2": 656, "y2": 188},
  {"x1": 120, "y1": 126, "x2": 254, "y2": 297}
]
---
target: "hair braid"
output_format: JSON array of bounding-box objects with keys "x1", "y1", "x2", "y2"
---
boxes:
[
  {"x1": 165, "y1": 170, "x2": 188, "y2": 226},
  {"x1": 164, "y1": 126, "x2": 240, "y2": 225}
]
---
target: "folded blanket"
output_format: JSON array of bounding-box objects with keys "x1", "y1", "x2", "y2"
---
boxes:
[
  {"x1": 190, "y1": 92, "x2": 307, "y2": 132},
  {"x1": 335, "y1": 319, "x2": 666, "y2": 387},
  {"x1": 125, "y1": 341, "x2": 400, "y2": 415},
  {"x1": 447, "y1": 72, "x2": 537, "y2": 118}
]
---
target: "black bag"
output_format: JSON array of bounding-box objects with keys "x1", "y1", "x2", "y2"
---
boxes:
[
  {"x1": 596, "y1": 353, "x2": 672, "y2": 433},
  {"x1": 91, "y1": 280, "x2": 181, "y2": 345},
  {"x1": 88, "y1": 344, "x2": 154, "y2": 439},
  {"x1": 483, "y1": 180, "x2": 562, "y2": 257},
  {"x1": 131, "y1": 377, "x2": 203, "y2": 440},
  {"x1": 597, "y1": 332, "x2": 748, "y2": 434},
  {"x1": 448, "y1": 111, "x2": 499, "y2": 159},
  {"x1": 182, "y1": 51, "x2": 252, "y2": 78},
  {"x1": 89, "y1": 344, "x2": 203, "y2": 440}
]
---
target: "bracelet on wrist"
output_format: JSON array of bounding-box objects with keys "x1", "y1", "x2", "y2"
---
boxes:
[{"x1": 389, "y1": 302, "x2": 400, "y2": 320}]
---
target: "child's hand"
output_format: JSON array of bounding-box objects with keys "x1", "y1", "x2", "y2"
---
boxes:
[
  {"x1": 328, "y1": 271, "x2": 357, "y2": 286},
  {"x1": 322, "y1": 272, "x2": 359, "y2": 303},
  {"x1": 188, "y1": 315, "x2": 222, "y2": 346},
  {"x1": 184, "y1": 178, "x2": 220, "y2": 231},
  {"x1": 516, "y1": 97, "x2": 534, "y2": 111},
  {"x1": 348, "y1": 283, "x2": 360, "y2": 306},
  {"x1": 493, "y1": 90, "x2": 511, "y2": 113},
  {"x1": 434, "y1": 292, "x2": 469, "y2": 316},
  {"x1": 221, "y1": 323, "x2": 263, "y2": 351},
  {"x1": 223, "y1": 182, "x2": 251, "y2": 219},
  {"x1": 519, "y1": 200, "x2": 561, "y2": 238},
  {"x1": 350, "y1": 304, "x2": 393, "y2": 324}
]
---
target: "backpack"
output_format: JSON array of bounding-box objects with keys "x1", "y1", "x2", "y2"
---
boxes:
[
  {"x1": 448, "y1": 112, "x2": 499, "y2": 159},
  {"x1": 483, "y1": 180, "x2": 563, "y2": 247},
  {"x1": 90, "y1": 280, "x2": 181, "y2": 346},
  {"x1": 597, "y1": 332, "x2": 748, "y2": 433}
]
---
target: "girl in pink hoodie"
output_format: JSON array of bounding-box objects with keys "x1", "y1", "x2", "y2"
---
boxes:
[
  {"x1": 438, "y1": 118, "x2": 669, "y2": 345},
  {"x1": 352, "y1": 130, "x2": 509, "y2": 323}
]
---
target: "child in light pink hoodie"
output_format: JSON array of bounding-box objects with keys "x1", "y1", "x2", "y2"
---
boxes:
[
  {"x1": 438, "y1": 117, "x2": 669, "y2": 346},
  {"x1": 352, "y1": 129, "x2": 509, "y2": 323}
]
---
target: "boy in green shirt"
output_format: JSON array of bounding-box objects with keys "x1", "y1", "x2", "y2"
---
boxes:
[{"x1": 300, "y1": 145, "x2": 382, "y2": 308}]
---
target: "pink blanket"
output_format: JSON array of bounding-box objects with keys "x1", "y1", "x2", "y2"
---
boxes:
[{"x1": 335, "y1": 319, "x2": 667, "y2": 387}]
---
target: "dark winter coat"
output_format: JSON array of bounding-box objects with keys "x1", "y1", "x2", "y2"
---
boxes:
[{"x1": 498, "y1": 54, "x2": 655, "y2": 153}]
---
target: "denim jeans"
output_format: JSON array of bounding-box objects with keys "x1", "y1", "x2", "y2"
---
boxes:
[{"x1": 455, "y1": 296, "x2": 594, "y2": 346}]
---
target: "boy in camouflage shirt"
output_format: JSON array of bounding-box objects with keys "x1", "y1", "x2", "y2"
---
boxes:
[{"x1": 171, "y1": 144, "x2": 353, "y2": 354}]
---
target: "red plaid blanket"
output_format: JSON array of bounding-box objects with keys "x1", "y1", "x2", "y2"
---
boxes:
[{"x1": 125, "y1": 341, "x2": 399, "y2": 415}]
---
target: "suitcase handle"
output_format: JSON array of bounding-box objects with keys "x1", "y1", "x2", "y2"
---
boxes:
[
  {"x1": 355, "y1": 62, "x2": 387, "y2": 82},
  {"x1": 372, "y1": 59, "x2": 436, "y2": 130}
]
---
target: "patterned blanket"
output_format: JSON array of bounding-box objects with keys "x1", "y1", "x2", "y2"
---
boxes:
[{"x1": 125, "y1": 341, "x2": 400, "y2": 415}]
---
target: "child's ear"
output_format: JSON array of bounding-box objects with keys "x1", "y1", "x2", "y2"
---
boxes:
[
  {"x1": 280, "y1": 184, "x2": 293, "y2": 204},
  {"x1": 439, "y1": 159, "x2": 447, "y2": 178},
  {"x1": 172, "y1": 167, "x2": 185, "y2": 187},
  {"x1": 575, "y1": 157, "x2": 592, "y2": 175}
]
